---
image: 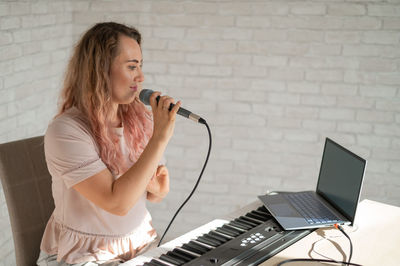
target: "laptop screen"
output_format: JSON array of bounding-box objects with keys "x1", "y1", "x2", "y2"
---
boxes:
[{"x1": 316, "y1": 138, "x2": 366, "y2": 224}]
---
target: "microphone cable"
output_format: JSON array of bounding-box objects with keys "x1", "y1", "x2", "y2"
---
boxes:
[
  {"x1": 277, "y1": 223, "x2": 361, "y2": 266},
  {"x1": 157, "y1": 119, "x2": 211, "y2": 247}
]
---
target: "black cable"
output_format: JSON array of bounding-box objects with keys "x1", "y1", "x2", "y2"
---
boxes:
[
  {"x1": 336, "y1": 224, "x2": 353, "y2": 265},
  {"x1": 277, "y1": 223, "x2": 360, "y2": 266},
  {"x1": 157, "y1": 120, "x2": 212, "y2": 247},
  {"x1": 277, "y1": 258, "x2": 362, "y2": 266}
]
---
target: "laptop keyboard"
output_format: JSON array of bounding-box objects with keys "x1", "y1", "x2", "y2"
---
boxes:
[{"x1": 284, "y1": 192, "x2": 339, "y2": 225}]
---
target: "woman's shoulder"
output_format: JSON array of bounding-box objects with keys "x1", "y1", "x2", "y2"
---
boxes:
[{"x1": 46, "y1": 107, "x2": 92, "y2": 142}]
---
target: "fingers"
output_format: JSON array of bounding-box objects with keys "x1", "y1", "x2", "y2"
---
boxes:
[
  {"x1": 158, "y1": 96, "x2": 172, "y2": 111},
  {"x1": 156, "y1": 165, "x2": 168, "y2": 176},
  {"x1": 171, "y1": 101, "x2": 181, "y2": 115},
  {"x1": 149, "y1": 91, "x2": 161, "y2": 110},
  {"x1": 151, "y1": 92, "x2": 180, "y2": 118}
]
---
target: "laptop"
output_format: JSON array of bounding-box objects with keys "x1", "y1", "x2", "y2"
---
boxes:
[{"x1": 258, "y1": 138, "x2": 367, "y2": 230}]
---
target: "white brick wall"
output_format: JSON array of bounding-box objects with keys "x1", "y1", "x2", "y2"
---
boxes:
[
  {"x1": 1, "y1": 0, "x2": 400, "y2": 264},
  {"x1": 0, "y1": 0, "x2": 74, "y2": 264}
]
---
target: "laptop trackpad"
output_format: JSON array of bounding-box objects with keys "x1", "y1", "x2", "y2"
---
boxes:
[
  {"x1": 269, "y1": 203, "x2": 302, "y2": 217},
  {"x1": 258, "y1": 194, "x2": 302, "y2": 218}
]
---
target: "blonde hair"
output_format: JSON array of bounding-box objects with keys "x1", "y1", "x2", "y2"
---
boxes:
[{"x1": 59, "y1": 22, "x2": 152, "y2": 175}]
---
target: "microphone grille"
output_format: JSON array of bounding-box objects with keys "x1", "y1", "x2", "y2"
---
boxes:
[{"x1": 139, "y1": 89, "x2": 153, "y2": 105}]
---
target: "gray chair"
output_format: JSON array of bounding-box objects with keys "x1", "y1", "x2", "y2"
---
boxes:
[{"x1": 0, "y1": 136, "x2": 54, "y2": 266}]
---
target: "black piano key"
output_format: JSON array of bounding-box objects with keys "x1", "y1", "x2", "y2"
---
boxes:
[
  {"x1": 211, "y1": 229, "x2": 235, "y2": 241},
  {"x1": 190, "y1": 240, "x2": 213, "y2": 251},
  {"x1": 174, "y1": 247, "x2": 199, "y2": 259},
  {"x1": 167, "y1": 251, "x2": 191, "y2": 263},
  {"x1": 181, "y1": 243, "x2": 206, "y2": 255},
  {"x1": 151, "y1": 259, "x2": 172, "y2": 266},
  {"x1": 203, "y1": 234, "x2": 225, "y2": 245},
  {"x1": 192, "y1": 239, "x2": 216, "y2": 249},
  {"x1": 223, "y1": 224, "x2": 246, "y2": 234},
  {"x1": 258, "y1": 205, "x2": 269, "y2": 212},
  {"x1": 187, "y1": 240, "x2": 212, "y2": 253},
  {"x1": 143, "y1": 262, "x2": 158, "y2": 266},
  {"x1": 172, "y1": 248, "x2": 196, "y2": 261},
  {"x1": 234, "y1": 219, "x2": 254, "y2": 229},
  {"x1": 159, "y1": 254, "x2": 183, "y2": 265},
  {"x1": 254, "y1": 209, "x2": 270, "y2": 217},
  {"x1": 229, "y1": 220, "x2": 252, "y2": 230},
  {"x1": 236, "y1": 217, "x2": 258, "y2": 227},
  {"x1": 241, "y1": 215, "x2": 262, "y2": 225},
  {"x1": 246, "y1": 211, "x2": 267, "y2": 221},
  {"x1": 244, "y1": 213, "x2": 264, "y2": 224},
  {"x1": 209, "y1": 230, "x2": 233, "y2": 241},
  {"x1": 219, "y1": 225, "x2": 241, "y2": 236},
  {"x1": 208, "y1": 231, "x2": 230, "y2": 243},
  {"x1": 197, "y1": 235, "x2": 220, "y2": 247},
  {"x1": 249, "y1": 210, "x2": 270, "y2": 221}
]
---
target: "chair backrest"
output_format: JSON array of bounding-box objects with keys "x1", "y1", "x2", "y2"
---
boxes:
[{"x1": 0, "y1": 136, "x2": 54, "y2": 266}]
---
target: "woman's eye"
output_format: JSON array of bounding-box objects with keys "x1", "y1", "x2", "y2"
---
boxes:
[{"x1": 128, "y1": 65, "x2": 137, "y2": 70}]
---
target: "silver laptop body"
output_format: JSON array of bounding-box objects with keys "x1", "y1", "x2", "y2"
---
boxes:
[{"x1": 258, "y1": 138, "x2": 367, "y2": 230}]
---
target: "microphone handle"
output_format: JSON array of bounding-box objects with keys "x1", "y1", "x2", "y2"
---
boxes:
[{"x1": 156, "y1": 95, "x2": 204, "y2": 124}]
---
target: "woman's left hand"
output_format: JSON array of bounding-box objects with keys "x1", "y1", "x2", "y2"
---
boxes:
[{"x1": 146, "y1": 165, "x2": 170, "y2": 202}]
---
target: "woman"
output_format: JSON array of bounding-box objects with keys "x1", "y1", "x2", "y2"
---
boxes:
[{"x1": 37, "y1": 22, "x2": 181, "y2": 265}]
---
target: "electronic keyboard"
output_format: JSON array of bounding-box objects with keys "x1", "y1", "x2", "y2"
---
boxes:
[{"x1": 122, "y1": 203, "x2": 313, "y2": 266}]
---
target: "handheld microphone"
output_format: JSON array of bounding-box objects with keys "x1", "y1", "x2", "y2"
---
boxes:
[{"x1": 139, "y1": 89, "x2": 206, "y2": 124}]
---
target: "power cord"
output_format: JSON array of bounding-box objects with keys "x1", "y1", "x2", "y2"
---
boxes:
[
  {"x1": 334, "y1": 223, "x2": 353, "y2": 265},
  {"x1": 311, "y1": 224, "x2": 358, "y2": 262},
  {"x1": 157, "y1": 120, "x2": 212, "y2": 247},
  {"x1": 277, "y1": 223, "x2": 361, "y2": 266}
]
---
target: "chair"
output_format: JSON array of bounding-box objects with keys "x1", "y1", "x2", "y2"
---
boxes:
[{"x1": 0, "y1": 136, "x2": 54, "y2": 266}]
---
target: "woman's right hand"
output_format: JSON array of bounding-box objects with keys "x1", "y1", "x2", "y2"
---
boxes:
[{"x1": 149, "y1": 91, "x2": 181, "y2": 144}]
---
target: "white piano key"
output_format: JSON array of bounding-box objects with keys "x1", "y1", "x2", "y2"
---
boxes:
[{"x1": 121, "y1": 219, "x2": 229, "y2": 265}]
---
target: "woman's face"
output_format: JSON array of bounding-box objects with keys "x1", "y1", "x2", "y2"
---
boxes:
[{"x1": 110, "y1": 34, "x2": 144, "y2": 105}]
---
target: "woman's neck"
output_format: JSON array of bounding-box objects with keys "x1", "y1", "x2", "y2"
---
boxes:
[{"x1": 110, "y1": 104, "x2": 122, "y2": 128}]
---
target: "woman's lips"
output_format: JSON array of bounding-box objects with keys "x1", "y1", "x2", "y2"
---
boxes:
[{"x1": 130, "y1": 86, "x2": 137, "y2": 92}]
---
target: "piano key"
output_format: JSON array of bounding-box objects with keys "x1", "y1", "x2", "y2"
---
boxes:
[
  {"x1": 209, "y1": 230, "x2": 233, "y2": 241},
  {"x1": 181, "y1": 242, "x2": 207, "y2": 255},
  {"x1": 152, "y1": 258, "x2": 175, "y2": 266},
  {"x1": 249, "y1": 211, "x2": 270, "y2": 221},
  {"x1": 234, "y1": 218, "x2": 254, "y2": 228},
  {"x1": 197, "y1": 235, "x2": 220, "y2": 247},
  {"x1": 203, "y1": 233, "x2": 225, "y2": 245},
  {"x1": 241, "y1": 215, "x2": 263, "y2": 225},
  {"x1": 224, "y1": 223, "x2": 246, "y2": 233},
  {"x1": 174, "y1": 247, "x2": 199, "y2": 259},
  {"x1": 188, "y1": 240, "x2": 212, "y2": 252},
  {"x1": 143, "y1": 262, "x2": 158, "y2": 266},
  {"x1": 166, "y1": 251, "x2": 191, "y2": 263},
  {"x1": 219, "y1": 225, "x2": 241, "y2": 236},
  {"x1": 192, "y1": 239, "x2": 215, "y2": 249},
  {"x1": 236, "y1": 217, "x2": 258, "y2": 227},
  {"x1": 246, "y1": 212, "x2": 266, "y2": 221},
  {"x1": 258, "y1": 205, "x2": 268, "y2": 212},
  {"x1": 159, "y1": 254, "x2": 183, "y2": 265},
  {"x1": 254, "y1": 209, "x2": 270, "y2": 217},
  {"x1": 229, "y1": 220, "x2": 252, "y2": 230},
  {"x1": 212, "y1": 228, "x2": 235, "y2": 241},
  {"x1": 169, "y1": 250, "x2": 193, "y2": 262},
  {"x1": 207, "y1": 231, "x2": 230, "y2": 243}
]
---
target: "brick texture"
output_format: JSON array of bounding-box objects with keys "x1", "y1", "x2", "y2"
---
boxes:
[{"x1": 1, "y1": 0, "x2": 399, "y2": 264}]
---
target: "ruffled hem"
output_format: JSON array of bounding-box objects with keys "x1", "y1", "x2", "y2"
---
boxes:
[{"x1": 40, "y1": 215, "x2": 157, "y2": 264}]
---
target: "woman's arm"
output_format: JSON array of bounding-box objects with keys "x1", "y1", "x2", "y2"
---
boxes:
[{"x1": 73, "y1": 93, "x2": 180, "y2": 216}]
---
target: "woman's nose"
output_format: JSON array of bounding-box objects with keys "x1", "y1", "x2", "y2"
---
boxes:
[{"x1": 134, "y1": 67, "x2": 144, "y2": 83}]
